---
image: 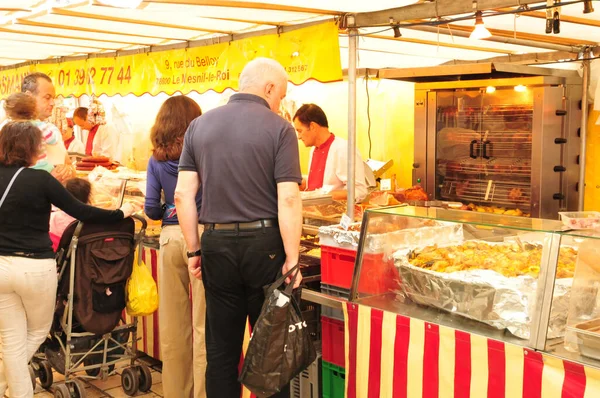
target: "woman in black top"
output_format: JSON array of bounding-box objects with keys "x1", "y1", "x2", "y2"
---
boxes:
[{"x1": 0, "y1": 121, "x2": 135, "y2": 398}]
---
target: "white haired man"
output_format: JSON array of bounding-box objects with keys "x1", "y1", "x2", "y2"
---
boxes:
[{"x1": 175, "y1": 58, "x2": 303, "y2": 397}]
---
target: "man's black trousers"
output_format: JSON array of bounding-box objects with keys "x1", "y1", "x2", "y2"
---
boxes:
[{"x1": 201, "y1": 225, "x2": 290, "y2": 398}]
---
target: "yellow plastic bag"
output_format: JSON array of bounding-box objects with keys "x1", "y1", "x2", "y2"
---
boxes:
[{"x1": 126, "y1": 249, "x2": 158, "y2": 316}]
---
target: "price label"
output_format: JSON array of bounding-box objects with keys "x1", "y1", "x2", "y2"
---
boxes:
[
  {"x1": 380, "y1": 178, "x2": 392, "y2": 191},
  {"x1": 340, "y1": 213, "x2": 352, "y2": 231}
]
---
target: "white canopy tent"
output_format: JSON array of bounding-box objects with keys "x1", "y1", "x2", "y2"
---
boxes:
[
  {"x1": 0, "y1": 0, "x2": 598, "y2": 213},
  {"x1": 0, "y1": 1, "x2": 596, "y2": 69}
]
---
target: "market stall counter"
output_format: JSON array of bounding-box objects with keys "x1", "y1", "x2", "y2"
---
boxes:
[{"x1": 303, "y1": 206, "x2": 600, "y2": 397}]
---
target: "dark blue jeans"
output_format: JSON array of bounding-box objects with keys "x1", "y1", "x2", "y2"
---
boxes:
[{"x1": 201, "y1": 225, "x2": 290, "y2": 398}]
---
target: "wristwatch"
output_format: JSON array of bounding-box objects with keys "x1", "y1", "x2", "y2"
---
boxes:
[{"x1": 186, "y1": 249, "x2": 202, "y2": 258}]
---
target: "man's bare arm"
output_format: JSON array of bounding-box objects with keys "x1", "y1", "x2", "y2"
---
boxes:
[{"x1": 277, "y1": 181, "x2": 302, "y2": 287}]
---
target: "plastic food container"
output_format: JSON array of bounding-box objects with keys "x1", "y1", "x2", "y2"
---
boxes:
[
  {"x1": 559, "y1": 211, "x2": 600, "y2": 230},
  {"x1": 569, "y1": 318, "x2": 600, "y2": 361}
]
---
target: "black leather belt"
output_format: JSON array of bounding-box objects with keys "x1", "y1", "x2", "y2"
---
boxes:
[{"x1": 205, "y1": 219, "x2": 278, "y2": 231}]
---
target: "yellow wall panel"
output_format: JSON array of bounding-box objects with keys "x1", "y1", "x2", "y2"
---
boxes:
[{"x1": 584, "y1": 109, "x2": 600, "y2": 211}]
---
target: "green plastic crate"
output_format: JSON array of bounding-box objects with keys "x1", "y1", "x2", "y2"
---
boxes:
[{"x1": 322, "y1": 361, "x2": 345, "y2": 398}]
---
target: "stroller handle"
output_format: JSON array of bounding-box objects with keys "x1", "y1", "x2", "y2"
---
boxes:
[{"x1": 131, "y1": 214, "x2": 148, "y2": 231}]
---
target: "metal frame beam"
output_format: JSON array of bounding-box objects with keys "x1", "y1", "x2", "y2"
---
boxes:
[
  {"x1": 347, "y1": 26, "x2": 357, "y2": 219},
  {"x1": 0, "y1": 8, "x2": 31, "y2": 12},
  {"x1": 0, "y1": 36, "x2": 108, "y2": 50},
  {"x1": 14, "y1": 19, "x2": 185, "y2": 42},
  {"x1": 366, "y1": 33, "x2": 515, "y2": 54},
  {"x1": 441, "y1": 51, "x2": 579, "y2": 65},
  {"x1": 495, "y1": 7, "x2": 600, "y2": 28},
  {"x1": 440, "y1": 23, "x2": 597, "y2": 47},
  {"x1": 354, "y1": 0, "x2": 545, "y2": 26},
  {"x1": 51, "y1": 8, "x2": 232, "y2": 35},
  {"x1": 406, "y1": 25, "x2": 583, "y2": 53},
  {"x1": 0, "y1": 25, "x2": 143, "y2": 46},
  {"x1": 197, "y1": 16, "x2": 288, "y2": 26},
  {"x1": 142, "y1": 0, "x2": 341, "y2": 15}
]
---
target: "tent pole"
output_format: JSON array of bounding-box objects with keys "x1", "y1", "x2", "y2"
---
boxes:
[
  {"x1": 347, "y1": 25, "x2": 358, "y2": 218},
  {"x1": 578, "y1": 49, "x2": 591, "y2": 211}
]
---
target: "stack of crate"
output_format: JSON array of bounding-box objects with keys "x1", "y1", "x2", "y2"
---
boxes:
[
  {"x1": 289, "y1": 240, "x2": 322, "y2": 398},
  {"x1": 289, "y1": 344, "x2": 321, "y2": 398},
  {"x1": 320, "y1": 285, "x2": 348, "y2": 398}
]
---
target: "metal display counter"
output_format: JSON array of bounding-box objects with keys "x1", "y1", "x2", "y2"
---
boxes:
[{"x1": 304, "y1": 206, "x2": 600, "y2": 397}]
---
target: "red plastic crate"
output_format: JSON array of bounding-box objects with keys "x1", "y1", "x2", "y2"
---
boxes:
[
  {"x1": 320, "y1": 245, "x2": 355, "y2": 290},
  {"x1": 320, "y1": 245, "x2": 399, "y2": 295},
  {"x1": 322, "y1": 316, "x2": 345, "y2": 368}
]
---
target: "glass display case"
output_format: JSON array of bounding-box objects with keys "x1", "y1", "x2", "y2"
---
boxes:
[
  {"x1": 350, "y1": 206, "x2": 600, "y2": 367},
  {"x1": 548, "y1": 229, "x2": 600, "y2": 368},
  {"x1": 302, "y1": 198, "x2": 358, "y2": 227}
]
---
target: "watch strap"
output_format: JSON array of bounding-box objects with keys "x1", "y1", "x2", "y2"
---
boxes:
[{"x1": 187, "y1": 249, "x2": 202, "y2": 258}]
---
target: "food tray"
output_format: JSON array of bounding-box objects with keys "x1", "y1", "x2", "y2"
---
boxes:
[
  {"x1": 394, "y1": 241, "x2": 573, "y2": 339},
  {"x1": 559, "y1": 212, "x2": 600, "y2": 230},
  {"x1": 569, "y1": 318, "x2": 600, "y2": 361}
]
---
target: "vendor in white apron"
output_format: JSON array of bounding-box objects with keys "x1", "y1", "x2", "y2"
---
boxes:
[
  {"x1": 293, "y1": 103, "x2": 370, "y2": 202},
  {"x1": 73, "y1": 104, "x2": 117, "y2": 159}
]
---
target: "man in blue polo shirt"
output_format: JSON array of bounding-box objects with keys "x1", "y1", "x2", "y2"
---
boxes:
[{"x1": 175, "y1": 58, "x2": 302, "y2": 398}]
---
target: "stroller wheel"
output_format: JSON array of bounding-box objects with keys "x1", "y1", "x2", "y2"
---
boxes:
[
  {"x1": 53, "y1": 383, "x2": 70, "y2": 398},
  {"x1": 121, "y1": 367, "x2": 139, "y2": 396},
  {"x1": 38, "y1": 360, "x2": 54, "y2": 390},
  {"x1": 136, "y1": 364, "x2": 153, "y2": 393},
  {"x1": 72, "y1": 379, "x2": 87, "y2": 398}
]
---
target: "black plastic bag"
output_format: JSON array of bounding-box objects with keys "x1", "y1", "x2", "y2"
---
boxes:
[{"x1": 239, "y1": 264, "x2": 317, "y2": 397}]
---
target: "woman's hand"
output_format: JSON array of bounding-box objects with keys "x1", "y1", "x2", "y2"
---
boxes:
[{"x1": 120, "y1": 202, "x2": 140, "y2": 218}]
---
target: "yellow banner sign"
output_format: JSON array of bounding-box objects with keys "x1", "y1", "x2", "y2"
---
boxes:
[{"x1": 0, "y1": 22, "x2": 341, "y2": 98}]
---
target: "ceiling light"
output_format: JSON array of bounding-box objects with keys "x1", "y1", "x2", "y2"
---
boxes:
[
  {"x1": 514, "y1": 85, "x2": 527, "y2": 92},
  {"x1": 583, "y1": 0, "x2": 594, "y2": 14},
  {"x1": 393, "y1": 26, "x2": 402, "y2": 38},
  {"x1": 486, "y1": 86, "x2": 496, "y2": 94},
  {"x1": 96, "y1": 0, "x2": 143, "y2": 8},
  {"x1": 470, "y1": 11, "x2": 491, "y2": 40}
]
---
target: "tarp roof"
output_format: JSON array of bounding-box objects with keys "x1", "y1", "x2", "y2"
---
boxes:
[{"x1": 0, "y1": 0, "x2": 597, "y2": 69}]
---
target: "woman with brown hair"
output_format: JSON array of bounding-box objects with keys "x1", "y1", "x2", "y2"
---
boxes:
[
  {"x1": 0, "y1": 121, "x2": 136, "y2": 398},
  {"x1": 144, "y1": 96, "x2": 205, "y2": 398}
]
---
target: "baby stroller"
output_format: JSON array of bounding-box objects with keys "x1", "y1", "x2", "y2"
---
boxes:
[{"x1": 32, "y1": 214, "x2": 153, "y2": 398}]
